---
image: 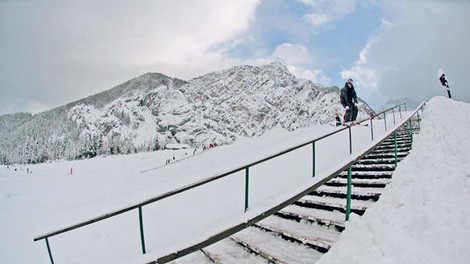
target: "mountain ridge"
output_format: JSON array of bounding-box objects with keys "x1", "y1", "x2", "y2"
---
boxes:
[{"x1": 0, "y1": 62, "x2": 373, "y2": 164}]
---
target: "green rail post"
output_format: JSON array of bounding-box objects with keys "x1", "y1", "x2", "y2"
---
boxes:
[
  {"x1": 370, "y1": 117, "x2": 374, "y2": 141},
  {"x1": 392, "y1": 108, "x2": 396, "y2": 125},
  {"x1": 348, "y1": 126, "x2": 352, "y2": 154},
  {"x1": 45, "y1": 237, "x2": 54, "y2": 264},
  {"x1": 138, "y1": 206, "x2": 146, "y2": 254},
  {"x1": 244, "y1": 167, "x2": 250, "y2": 212},
  {"x1": 416, "y1": 110, "x2": 421, "y2": 132},
  {"x1": 408, "y1": 119, "x2": 413, "y2": 144},
  {"x1": 345, "y1": 165, "x2": 352, "y2": 221},
  {"x1": 312, "y1": 141, "x2": 316, "y2": 177},
  {"x1": 384, "y1": 112, "x2": 387, "y2": 131},
  {"x1": 394, "y1": 131, "x2": 398, "y2": 167}
]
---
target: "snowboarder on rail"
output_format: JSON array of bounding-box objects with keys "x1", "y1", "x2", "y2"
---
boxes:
[{"x1": 340, "y1": 78, "x2": 358, "y2": 125}]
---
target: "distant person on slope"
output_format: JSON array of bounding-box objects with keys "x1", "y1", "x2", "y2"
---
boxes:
[
  {"x1": 439, "y1": 73, "x2": 452, "y2": 98},
  {"x1": 340, "y1": 78, "x2": 358, "y2": 125}
]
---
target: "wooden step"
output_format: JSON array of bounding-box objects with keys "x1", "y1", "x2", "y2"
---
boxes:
[
  {"x1": 255, "y1": 216, "x2": 341, "y2": 253},
  {"x1": 374, "y1": 147, "x2": 412, "y2": 154},
  {"x1": 350, "y1": 164, "x2": 397, "y2": 172},
  {"x1": 312, "y1": 185, "x2": 383, "y2": 201},
  {"x1": 336, "y1": 171, "x2": 393, "y2": 179},
  {"x1": 356, "y1": 158, "x2": 403, "y2": 165},
  {"x1": 363, "y1": 152, "x2": 409, "y2": 160},
  {"x1": 325, "y1": 177, "x2": 391, "y2": 188},
  {"x1": 202, "y1": 238, "x2": 271, "y2": 264},
  {"x1": 375, "y1": 143, "x2": 411, "y2": 151},
  {"x1": 232, "y1": 227, "x2": 324, "y2": 263},
  {"x1": 277, "y1": 205, "x2": 345, "y2": 231},
  {"x1": 295, "y1": 195, "x2": 373, "y2": 215}
]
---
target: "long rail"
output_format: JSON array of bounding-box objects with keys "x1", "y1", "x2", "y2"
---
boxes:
[{"x1": 34, "y1": 102, "x2": 423, "y2": 264}]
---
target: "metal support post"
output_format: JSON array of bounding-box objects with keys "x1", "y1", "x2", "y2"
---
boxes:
[
  {"x1": 244, "y1": 167, "x2": 250, "y2": 212},
  {"x1": 139, "y1": 206, "x2": 146, "y2": 254},
  {"x1": 370, "y1": 118, "x2": 374, "y2": 141},
  {"x1": 345, "y1": 166, "x2": 352, "y2": 221},
  {"x1": 312, "y1": 142, "x2": 316, "y2": 177},
  {"x1": 45, "y1": 238, "x2": 55, "y2": 264},
  {"x1": 416, "y1": 111, "x2": 421, "y2": 132},
  {"x1": 394, "y1": 131, "x2": 398, "y2": 167},
  {"x1": 408, "y1": 119, "x2": 414, "y2": 144},
  {"x1": 348, "y1": 127, "x2": 352, "y2": 154},
  {"x1": 384, "y1": 113, "x2": 387, "y2": 131}
]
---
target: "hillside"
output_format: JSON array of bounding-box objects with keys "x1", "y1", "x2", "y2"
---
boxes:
[{"x1": 0, "y1": 62, "x2": 373, "y2": 164}]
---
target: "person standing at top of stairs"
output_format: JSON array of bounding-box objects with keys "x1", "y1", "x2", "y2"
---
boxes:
[{"x1": 340, "y1": 78, "x2": 359, "y2": 125}]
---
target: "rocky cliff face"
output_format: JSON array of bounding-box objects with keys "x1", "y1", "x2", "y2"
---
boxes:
[{"x1": 0, "y1": 62, "x2": 373, "y2": 164}]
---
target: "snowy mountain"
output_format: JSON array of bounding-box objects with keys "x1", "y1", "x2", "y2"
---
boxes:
[{"x1": 0, "y1": 62, "x2": 373, "y2": 164}]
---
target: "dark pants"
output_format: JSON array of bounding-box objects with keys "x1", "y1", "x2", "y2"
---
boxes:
[
  {"x1": 344, "y1": 105, "x2": 358, "y2": 122},
  {"x1": 335, "y1": 117, "x2": 341, "y2": 126}
]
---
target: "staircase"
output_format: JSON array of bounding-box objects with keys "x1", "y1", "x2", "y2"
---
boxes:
[{"x1": 169, "y1": 124, "x2": 418, "y2": 263}]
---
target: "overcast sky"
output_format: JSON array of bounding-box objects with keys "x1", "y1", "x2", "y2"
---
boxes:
[{"x1": 1, "y1": 0, "x2": 469, "y2": 115}]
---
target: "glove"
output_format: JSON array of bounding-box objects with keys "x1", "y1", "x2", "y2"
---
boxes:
[{"x1": 345, "y1": 106, "x2": 350, "y2": 110}]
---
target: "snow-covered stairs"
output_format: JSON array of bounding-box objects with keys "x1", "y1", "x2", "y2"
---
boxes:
[{"x1": 169, "y1": 126, "x2": 417, "y2": 263}]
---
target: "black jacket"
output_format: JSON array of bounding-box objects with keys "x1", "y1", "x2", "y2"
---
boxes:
[
  {"x1": 439, "y1": 74, "x2": 449, "y2": 88},
  {"x1": 340, "y1": 82, "x2": 358, "y2": 108}
]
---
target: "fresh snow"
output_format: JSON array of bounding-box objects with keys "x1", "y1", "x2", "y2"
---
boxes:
[
  {"x1": 1, "y1": 96, "x2": 469, "y2": 264},
  {"x1": 317, "y1": 96, "x2": 470, "y2": 264}
]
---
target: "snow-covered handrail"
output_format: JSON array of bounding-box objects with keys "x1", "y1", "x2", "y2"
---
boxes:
[{"x1": 33, "y1": 101, "x2": 423, "y2": 264}]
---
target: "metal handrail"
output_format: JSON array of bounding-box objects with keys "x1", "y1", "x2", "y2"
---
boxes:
[
  {"x1": 34, "y1": 101, "x2": 419, "y2": 263},
  {"x1": 156, "y1": 101, "x2": 425, "y2": 263}
]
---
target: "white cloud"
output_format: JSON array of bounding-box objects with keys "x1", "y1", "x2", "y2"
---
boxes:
[
  {"x1": 272, "y1": 43, "x2": 312, "y2": 65},
  {"x1": 60, "y1": 0, "x2": 261, "y2": 77},
  {"x1": 304, "y1": 13, "x2": 331, "y2": 28},
  {"x1": 269, "y1": 43, "x2": 330, "y2": 84},
  {"x1": 341, "y1": 1, "x2": 470, "y2": 108},
  {"x1": 341, "y1": 19, "x2": 392, "y2": 94},
  {"x1": 300, "y1": 0, "x2": 355, "y2": 29},
  {"x1": 288, "y1": 66, "x2": 331, "y2": 85},
  {"x1": 0, "y1": 0, "x2": 262, "y2": 115}
]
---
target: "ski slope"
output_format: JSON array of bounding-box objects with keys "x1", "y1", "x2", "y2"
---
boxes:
[{"x1": 1, "y1": 96, "x2": 469, "y2": 263}]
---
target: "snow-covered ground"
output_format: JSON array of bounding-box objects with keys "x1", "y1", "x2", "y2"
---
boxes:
[
  {"x1": 317, "y1": 96, "x2": 470, "y2": 264},
  {"x1": 1, "y1": 96, "x2": 469, "y2": 263}
]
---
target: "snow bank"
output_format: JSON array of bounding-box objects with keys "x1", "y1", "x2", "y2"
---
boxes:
[{"x1": 317, "y1": 96, "x2": 470, "y2": 264}]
